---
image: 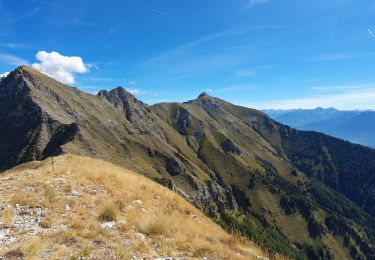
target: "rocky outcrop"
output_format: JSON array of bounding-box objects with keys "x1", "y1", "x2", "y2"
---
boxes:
[
  {"x1": 171, "y1": 107, "x2": 192, "y2": 135},
  {"x1": 98, "y1": 87, "x2": 151, "y2": 122},
  {"x1": 42, "y1": 122, "x2": 80, "y2": 157},
  {"x1": 166, "y1": 157, "x2": 183, "y2": 176},
  {"x1": 0, "y1": 68, "x2": 77, "y2": 170},
  {"x1": 221, "y1": 139, "x2": 242, "y2": 155},
  {"x1": 97, "y1": 87, "x2": 164, "y2": 137},
  {"x1": 194, "y1": 180, "x2": 239, "y2": 217}
]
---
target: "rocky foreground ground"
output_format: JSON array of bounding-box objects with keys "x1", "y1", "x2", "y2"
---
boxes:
[{"x1": 0, "y1": 155, "x2": 266, "y2": 260}]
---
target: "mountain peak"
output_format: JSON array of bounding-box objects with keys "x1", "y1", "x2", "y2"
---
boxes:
[
  {"x1": 184, "y1": 91, "x2": 219, "y2": 105},
  {"x1": 7, "y1": 65, "x2": 65, "y2": 89},
  {"x1": 97, "y1": 86, "x2": 133, "y2": 97},
  {"x1": 112, "y1": 86, "x2": 128, "y2": 93},
  {"x1": 13, "y1": 65, "x2": 40, "y2": 76},
  {"x1": 197, "y1": 92, "x2": 210, "y2": 98}
]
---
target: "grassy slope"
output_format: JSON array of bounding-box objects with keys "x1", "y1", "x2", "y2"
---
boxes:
[
  {"x1": 0, "y1": 155, "x2": 265, "y2": 259},
  {"x1": 153, "y1": 96, "x2": 375, "y2": 259},
  {"x1": 2, "y1": 67, "x2": 374, "y2": 259}
]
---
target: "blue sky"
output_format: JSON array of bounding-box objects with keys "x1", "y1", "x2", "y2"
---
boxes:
[{"x1": 1, "y1": 0, "x2": 375, "y2": 109}]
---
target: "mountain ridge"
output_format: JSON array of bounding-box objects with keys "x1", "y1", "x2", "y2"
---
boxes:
[{"x1": 1, "y1": 66, "x2": 374, "y2": 259}]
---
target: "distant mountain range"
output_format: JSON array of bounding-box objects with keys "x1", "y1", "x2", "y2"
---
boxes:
[
  {"x1": 265, "y1": 108, "x2": 375, "y2": 147},
  {"x1": 1, "y1": 66, "x2": 374, "y2": 259}
]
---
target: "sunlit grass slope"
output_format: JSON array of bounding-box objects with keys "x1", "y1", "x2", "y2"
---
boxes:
[{"x1": 0, "y1": 155, "x2": 266, "y2": 259}]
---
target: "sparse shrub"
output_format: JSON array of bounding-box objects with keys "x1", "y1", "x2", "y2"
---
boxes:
[
  {"x1": 70, "y1": 220, "x2": 85, "y2": 230},
  {"x1": 63, "y1": 183, "x2": 72, "y2": 193},
  {"x1": 111, "y1": 245, "x2": 130, "y2": 259},
  {"x1": 220, "y1": 211, "x2": 303, "y2": 259},
  {"x1": 193, "y1": 247, "x2": 209, "y2": 257},
  {"x1": 43, "y1": 185, "x2": 56, "y2": 202},
  {"x1": 117, "y1": 221, "x2": 127, "y2": 232},
  {"x1": 10, "y1": 193, "x2": 30, "y2": 206},
  {"x1": 98, "y1": 205, "x2": 117, "y2": 222},
  {"x1": 306, "y1": 242, "x2": 333, "y2": 260},
  {"x1": 248, "y1": 174, "x2": 256, "y2": 189},
  {"x1": 60, "y1": 235, "x2": 78, "y2": 246},
  {"x1": 134, "y1": 241, "x2": 148, "y2": 253},
  {"x1": 280, "y1": 194, "x2": 311, "y2": 219},
  {"x1": 5, "y1": 248, "x2": 24, "y2": 259},
  {"x1": 2, "y1": 207, "x2": 14, "y2": 225},
  {"x1": 114, "y1": 199, "x2": 126, "y2": 212},
  {"x1": 307, "y1": 217, "x2": 326, "y2": 238},
  {"x1": 139, "y1": 220, "x2": 167, "y2": 236},
  {"x1": 78, "y1": 248, "x2": 90, "y2": 257},
  {"x1": 78, "y1": 230, "x2": 96, "y2": 240},
  {"x1": 39, "y1": 219, "x2": 51, "y2": 228}
]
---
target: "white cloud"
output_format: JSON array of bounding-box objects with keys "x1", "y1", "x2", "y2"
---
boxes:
[
  {"x1": 86, "y1": 63, "x2": 99, "y2": 70},
  {"x1": 0, "y1": 72, "x2": 9, "y2": 78},
  {"x1": 32, "y1": 51, "x2": 88, "y2": 85}
]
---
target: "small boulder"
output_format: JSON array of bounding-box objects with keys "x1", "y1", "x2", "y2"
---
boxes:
[
  {"x1": 0, "y1": 228, "x2": 17, "y2": 245},
  {"x1": 135, "y1": 232, "x2": 145, "y2": 241},
  {"x1": 64, "y1": 204, "x2": 71, "y2": 212},
  {"x1": 67, "y1": 190, "x2": 81, "y2": 197},
  {"x1": 123, "y1": 238, "x2": 132, "y2": 247},
  {"x1": 100, "y1": 221, "x2": 116, "y2": 231},
  {"x1": 132, "y1": 199, "x2": 143, "y2": 205}
]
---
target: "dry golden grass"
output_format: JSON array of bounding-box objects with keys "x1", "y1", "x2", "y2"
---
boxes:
[
  {"x1": 1, "y1": 206, "x2": 14, "y2": 226},
  {"x1": 98, "y1": 205, "x2": 117, "y2": 222},
  {"x1": 0, "y1": 155, "x2": 266, "y2": 259}
]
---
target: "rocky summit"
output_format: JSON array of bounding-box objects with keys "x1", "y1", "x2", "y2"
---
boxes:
[{"x1": 0, "y1": 66, "x2": 375, "y2": 259}]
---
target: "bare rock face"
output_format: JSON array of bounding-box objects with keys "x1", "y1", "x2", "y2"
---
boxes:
[
  {"x1": 171, "y1": 107, "x2": 192, "y2": 135},
  {"x1": 220, "y1": 139, "x2": 242, "y2": 155},
  {"x1": 0, "y1": 67, "x2": 81, "y2": 170},
  {"x1": 166, "y1": 157, "x2": 183, "y2": 176},
  {"x1": 97, "y1": 87, "x2": 148, "y2": 122},
  {"x1": 97, "y1": 87, "x2": 164, "y2": 137},
  {"x1": 0, "y1": 67, "x2": 167, "y2": 173}
]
